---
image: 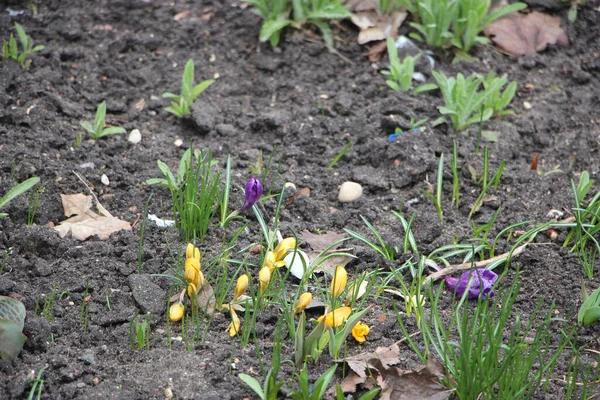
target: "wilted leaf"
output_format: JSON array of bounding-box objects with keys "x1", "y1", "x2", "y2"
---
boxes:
[
  {"x1": 0, "y1": 296, "x2": 26, "y2": 330},
  {"x1": 196, "y1": 282, "x2": 216, "y2": 314},
  {"x1": 299, "y1": 230, "x2": 346, "y2": 251},
  {"x1": 286, "y1": 187, "x2": 311, "y2": 205},
  {"x1": 343, "y1": 343, "x2": 402, "y2": 379},
  {"x1": 311, "y1": 247, "x2": 356, "y2": 275},
  {"x1": 54, "y1": 194, "x2": 131, "y2": 240},
  {"x1": 0, "y1": 319, "x2": 27, "y2": 360},
  {"x1": 484, "y1": 11, "x2": 569, "y2": 56},
  {"x1": 376, "y1": 358, "x2": 450, "y2": 400}
]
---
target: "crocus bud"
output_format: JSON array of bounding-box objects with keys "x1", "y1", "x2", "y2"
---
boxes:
[
  {"x1": 351, "y1": 321, "x2": 370, "y2": 343},
  {"x1": 330, "y1": 266, "x2": 348, "y2": 298},
  {"x1": 294, "y1": 292, "x2": 313, "y2": 314},
  {"x1": 228, "y1": 311, "x2": 241, "y2": 337},
  {"x1": 445, "y1": 268, "x2": 498, "y2": 299},
  {"x1": 169, "y1": 302, "x2": 184, "y2": 322},
  {"x1": 243, "y1": 176, "x2": 263, "y2": 209},
  {"x1": 274, "y1": 237, "x2": 296, "y2": 261},
  {"x1": 186, "y1": 243, "x2": 195, "y2": 260},
  {"x1": 234, "y1": 274, "x2": 249, "y2": 300},
  {"x1": 318, "y1": 306, "x2": 352, "y2": 329},
  {"x1": 259, "y1": 266, "x2": 271, "y2": 293}
]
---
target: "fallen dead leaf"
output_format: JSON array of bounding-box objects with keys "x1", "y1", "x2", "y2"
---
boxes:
[
  {"x1": 286, "y1": 187, "x2": 310, "y2": 205},
  {"x1": 311, "y1": 247, "x2": 356, "y2": 275},
  {"x1": 376, "y1": 358, "x2": 450, "y2": 400},
  {"x1": 484, "y1": 11, "x2": 569, "y2": 56},
  {"x1": 197, "y1": 282, "x2": 216, "y2": 314},
  {"x1": 54, "y1": 194, "x2": 131, "y2": 240},
  {"x1": 299, "y1": 230, "x2": 346, "y2": 251},
  {"x1": 344, "y1": 343, "x2": 401, "y2": 379}
]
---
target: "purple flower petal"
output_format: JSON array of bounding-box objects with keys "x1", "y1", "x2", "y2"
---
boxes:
[
  {"x1": 445, "y1": 268, "x2": 498, "y2": 300},
  {"x1": 243, "y1": 177, "x2": 263, "y2": 209}
]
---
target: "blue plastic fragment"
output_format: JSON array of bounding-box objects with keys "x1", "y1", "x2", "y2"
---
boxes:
[{"x1": 388, "y1": 127, "x2": 421, "y2": 143}]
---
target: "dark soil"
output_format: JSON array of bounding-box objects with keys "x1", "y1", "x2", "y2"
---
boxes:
[{"x1": 1, "y1": 0, "x2": 599, "y2": 398}]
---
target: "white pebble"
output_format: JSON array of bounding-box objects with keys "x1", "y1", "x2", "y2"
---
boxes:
[
  {"x1": 523, "y1": 101, "x2": 532, "y2": 110},
  {"x1": 174, "y1": 139, "x2": 183, "y2": 147},
  {"x1": 101, "y1": 174, "x2": 110, "y2": 186},
  {"x1": 338, "y1": 181, "x2": 363, "y2": 203},
  {"x1": 128, "y1": 129, "x2": 142, "y2": 144}
]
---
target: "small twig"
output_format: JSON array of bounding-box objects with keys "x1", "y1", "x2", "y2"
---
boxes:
[
  {"x1": 422, "y1": 243, "x2": 529, "y2": 286},
  {"x1": 72, "y1": 170, "x2": 113, "y2": 218}
]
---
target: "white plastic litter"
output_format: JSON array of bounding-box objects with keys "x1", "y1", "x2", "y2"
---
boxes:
[{"x1": 148, "y1": 214, "x2": 175, "y2": 228}]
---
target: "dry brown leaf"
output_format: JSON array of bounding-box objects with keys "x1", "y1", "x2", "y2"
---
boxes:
[
  {"x1": 310, "y1": 247, "x2": 356, "y2": 275},
  {"x1": 197, "y1": 282, "x2": 216, "y2": 314},
  {"x1": 367, "y1": 40, "x2": 388, "y2": 62},
  {"x1": 286, "y1": 187, "x2": 310, "y2": 205},
  {"x1": 299, "y1": 230, "x2": 346, "y2": 251},
  {"x1": 376, "y1": 358, "x2": 450, "y2": 400},
  {"x1": 343, "y1": 343, "x2": 401, "y2": 379},
  {"x1": 484, "y1": 11, "x2": 569, "y2": 56},
  {"x1": 54, "y1": 194, "x2": 131, "y2": 240}
]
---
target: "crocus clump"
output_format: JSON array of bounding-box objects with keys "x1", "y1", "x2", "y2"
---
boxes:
[
  {"x1": 351, "y1": 321, "x2": 370, "y2": 343},
  {"x1": 243, "y1": 176, "x2": 263, "y2": 210},
  {"x1": 445, "y1": 268, "x2": 498, "y2": 299}
]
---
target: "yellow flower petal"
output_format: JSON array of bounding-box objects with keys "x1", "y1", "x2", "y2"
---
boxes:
[
  {"x1": 184, "y1": 264, "x2": 198, "y2": 285},
  {"x1": 234, "y1": 274, "x2": 249, "y2": 300},
  {"x1": 193, "y1": 247, "x2": 201, "y2": 263},
  {"x1": 330, "y1": 266, "x2": 348, "y2": 298},
  {"x1": 187, "y1": 282, "x2": 197, "y2": 298},
  {"x1": 169, "y1": 302, "x2": 184, "y2": 322},
  {"x1": 186, "y1": 243, "x2": 195, "y2": 260},
  {"x1": 265, "y1": 251, "x2": 276, "y2": 273},
  {"x1": 274, "y1": 237, "x2": 296, "y2": 260},
  {"x1": 294, "y1": 292, "x2": 313, "y2": 314},
  {"x1": 259, "y1": 266, "x2": 271, "y2": 293},
  {"x1": 320, "y1": 306, "x2": 352, "y2": 329},
  {"x1": 351, "y1": 321, "x2": 370, "y2": 343},
  {"x1": 228, "y1": 311, "x2": 241, "y2": 337},
  {"x1": 185, "y1": 257, "x2": 201, "y2": 272}
]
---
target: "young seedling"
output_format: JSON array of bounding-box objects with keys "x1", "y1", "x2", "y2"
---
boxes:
[
  {"x1": 451, "y1": 140, "x2": 460, "y2": 207},
  {"x1": 381, "y1": 38, "x2": 437, "y2": 93},
  {"x1": 432, "y1": 71, "x2": 507, "y2": 131},
  {"x1": 328, "y1": 142, "x2": 352, "y2": 168},
  {"x1": 80, "y1": 101, "x2": 126, "y2": 141},
  {"x1": 2, "y1": 23, "x2": 45, "y2": 68},
  {"x1": 27, "y1": 185, "x2": 44, "y2": 226},
  {"x1": 481, "y1": 71, "x2": 518, "y2": 117},
  {"x1": 290, "y1": 365, "x2": 338, "y2": 400},
  {"x1": 0, "y1": 176, "x2": 40, "y2": 218},
  {"x1": 162, "y1": 59, "x2": 214, "y2": 118},
  {"x1": 344, "y1": 215, "x2": 398, "y2": 261},
  {"x1": 422, "y1": 153, "x2": 444, "y2": 221},
  {"x1": 244, "y1": 0, "x2": 351, "y2": 48}
]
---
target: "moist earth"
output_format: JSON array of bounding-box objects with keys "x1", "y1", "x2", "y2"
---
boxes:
[{"x1": 0, "y1": 0, "x2": 599, "y2": 399}]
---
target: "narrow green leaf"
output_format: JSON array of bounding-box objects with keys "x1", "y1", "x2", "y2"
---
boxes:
[
  {"x1": 0, "y1": 177, "x2": 40, "y2": 211},
  {"x1": 239, "y1": 374, "x2": 265, "y2": 399}
]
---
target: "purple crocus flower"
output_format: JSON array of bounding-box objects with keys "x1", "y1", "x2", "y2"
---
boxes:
[
  {"x1": 444, "y1": 268, "x2": 498, "y2": 299},
  {"x1": 243, "y1": 176, "x2": 263, "y2": 209}
]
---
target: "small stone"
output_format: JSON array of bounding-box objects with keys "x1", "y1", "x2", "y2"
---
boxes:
[
  {"x1": 523, "y1": 101, "x2": 532, "y2": 110},
  {"x1": 165, "y1": 388, "x2": 174, "y2": 399},
  {"x1": 101, "y1": 174, "x2": 109, "y2": 186},
  {"x1": 93, "y1": 377, "x2": 100, "y2": 385},
  {"x1": 338, "y1": 181, "x2": 363, "y2": 203},
  {"x1": 128, "y1": 129, "x2": 142, "y2": 144},
  {"x1": 284, "y1": 182, "x2": 296, "y2": 191},
  {"x1": 128, "y1": 274, "x2": 166, "y2": 315},
  {"x1": 174, "y1": 139, "x2": 183, "y2": 147},
  {"x1": 78, "y1": 349, "x2": 97, "y2": 366}
]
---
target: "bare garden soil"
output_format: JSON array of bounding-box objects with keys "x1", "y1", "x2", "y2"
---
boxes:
[{"x1": 0, "y1": 0, "x2": 600, "y2": 398}]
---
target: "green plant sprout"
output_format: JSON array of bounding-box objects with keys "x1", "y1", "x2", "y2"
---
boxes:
[
  {"x1": 290, "y1": 364, "x2": 337, "y2": 400},
  {"x1": 2, "y1": 23, "x2": 45, "y2": 67},
  {"x1": 328, "y1": 142, "x2": 352, "y2": 168},
  {"x1": 0, "y1": 176, "x2": 40, "y2": 218},
  {"x1": 344, "y1": 215, "x2": 398, "y2": 261},
  {"x1": 27, "y1": 185, "x2": 44, "y2": 225},
  {"x1": 244, "y1": 0, "x2": 351, "y2": 48},
  {"x1": 451, "y1": 140, "x2": 460, "y2": 207},
  {"x1": 562, "y1": 171, "x2": 600, "y2": 278},
  {"x1": 399, "y1": 273, "x2": 570, "y2": 399},
  {"x1": 481, "y1": 71, "x2": 518, "y2": 117},
  {"x1": 565, "y1": 0, "x2": 586, "y2": 22},
  {"x1": 27, "y1": 366, "x2": 47, "y2": 400},
  {"x1": 130, "y1": 313, "x2": 151, "y2": 350},
  {"x1": 381, "y1": 38, "x2": 437, "y2": 93},
  {"x1": 578, "y1": 282, "x2": 600, "y2": 325},
  {"x1": 432, "y1": 71, "x2": 512, "y2": 131},
  {"x1": 80, "y1": 101, "x2": 126, "y2": 141},
  {"x1": 162, "y1": 59, "x2": 214, "y2": 118},
  {"x1": 407, "y1": 0, "x2": 525, "y2": 56},
  {"x1": 421, "y1": 153, "x2": 444, "y2": 221}
]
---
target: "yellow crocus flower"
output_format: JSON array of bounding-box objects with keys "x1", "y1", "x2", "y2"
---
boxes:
[
  {"x1": 351, "y1": 321, "x2": 370, "y2": 343},
  {"x1": 274, "y1": 237, "x2": 296, "y2": 261},
  {"x1": 186, "y1": 243, "x2": 195, "y2": 260},
  {"x1": 234, "y1": 274, "x2": 249, "y2": 300},
  {"x1": 294, "y1": 292, "x2": 313, "y2": 314},
  {"x1": 169, "y1": 302, "x2": 184, "y2": 322},
  {"x1": 318, "y1": 306, "x2": 352, "y2": 329},
  {"x1": 259, "y1": 266, "x2": 271, "y2": 293},
  {"x1": 265, "y1": 251, "x2": 286, "y2": 273},
  {"x1": 330, "y1": 266, "x2": 348, "y2": 298},
  {"x1": 228, "y1": 311, "x2": 241, "y2": 337}
]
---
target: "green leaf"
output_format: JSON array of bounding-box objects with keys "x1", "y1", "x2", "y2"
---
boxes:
[
  {"x1": 0, "y1": 319, "x2": 27, "y2": 360},
  {"x1": 582, "y1": 306, "x2": 600, "y2": 326},
  {"x1": 386, "y1": 80, "x2": 400, "y2": 92},
  {"x1": 181, "y1": 59, "x2": 195, "y2": 104},
  {"x1": 191, "y1": 79, "x2": 215, "y2": 100},
  {"x1": 311, "y1": 364, "x2": 337, "y2": 399},
  {"x1": 307, "y1": 7, "x2": 351, "y2": 20},
  {"x1": 239, "y1": 374, "x2": 265, "y2": 399},
  {"x1": 32, "y1": 44, "x2": 45, "y2": 53},
  {"x1": 358, "y1": 388, "x2": 381, "y2": 400},
  {"x1": 481, "y1": 2, "x2": 527, "y2": 29},
  {"x1": 14, "y1": 23, "x2": 29, "y2": 51},
  {"x1": 0, "y1": 296, "x2": 26, "y2": 330},
  {"x1": 259, "y1": 19, "x2": 292, "y2": 44},
  {"x1": 0, "y1": 177, "x2": 40, "y2": 211},
  {"x1": 79, "y1": 120, "x2": 95, "y2": 135},
  {"x1": 145, "y1": 178, "x2": 168, "y2": 186},
  {"x1": 94, "y1": 101, "x2": 107, "y2": 132},
  {"x1": 99, "y1": 127, "x2": 126, "y2": 137},
  {"x1": 578, "y1": 286, "x2": 600, "y2": 324},
  {"x1": 157, "y1": 160, "x2": 177, "y2": 189},
  {"x1": 161, "y1": 92, "x2": 181, "y2": 100},
  {"x1": 414, "y1": 83, "x2": 438, "y2": 94}
]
